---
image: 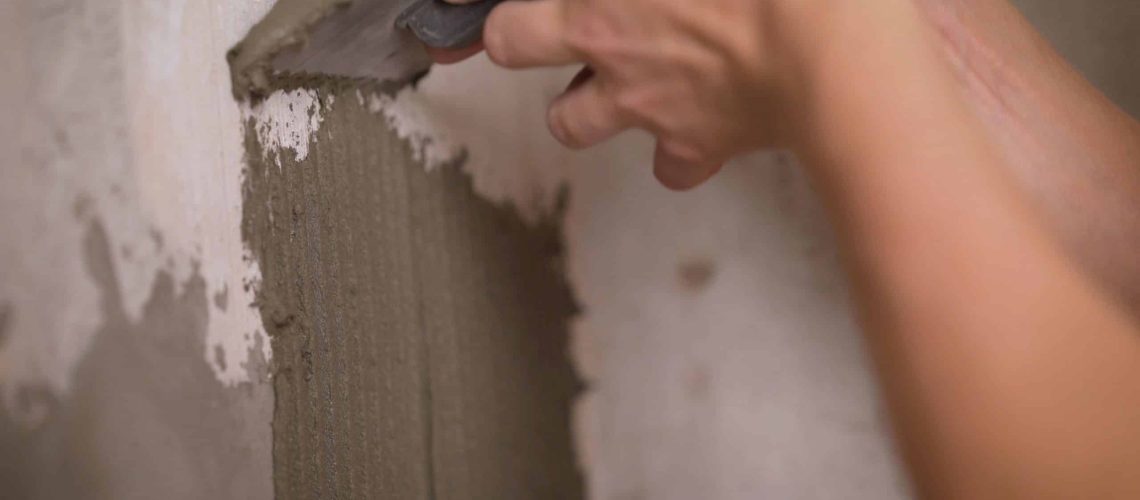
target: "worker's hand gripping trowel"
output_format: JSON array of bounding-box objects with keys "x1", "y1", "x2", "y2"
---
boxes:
[{"x1": 228, "y1": 0, "x2": 505, "y2": 98}]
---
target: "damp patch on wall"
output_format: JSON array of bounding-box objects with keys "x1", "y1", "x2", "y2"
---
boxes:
[{"x1": 1, "y1": 0, "x2": 278, "y2": 423}]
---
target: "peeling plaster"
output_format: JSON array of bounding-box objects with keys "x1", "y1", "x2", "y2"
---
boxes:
[{"x1": 246, "y1": 88, "x2": 325, "y2": 167}]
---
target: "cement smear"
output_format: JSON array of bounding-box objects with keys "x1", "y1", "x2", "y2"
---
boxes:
[
  {"x1": 228, "y1": 0, "x2": 431, "y2": 98},
  {"x1": 0, "y1": 221, "x2": 273, "y2": 500},
  {"x1": 242, "y1": 81, "x2": 583, "y2": 499}
]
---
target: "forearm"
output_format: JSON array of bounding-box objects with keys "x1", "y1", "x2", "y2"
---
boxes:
[
  {"x1": 920, "y1": 0, "x2": 1140, "y2": 313},
  {"x1": 793, "y1": 2, "x2": 1140, "y2": 498}
]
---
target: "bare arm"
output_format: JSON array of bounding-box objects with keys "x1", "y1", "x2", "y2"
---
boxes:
[
  {"x1": 799, "y1": 2, "x2": 1140, "y2": 497},
  {"x1": 434, "y1": 0, "x2": 1140, "y2": 496},
  {"x1": 920, "y1": 0, "x2": 1140, "y2": 315}
]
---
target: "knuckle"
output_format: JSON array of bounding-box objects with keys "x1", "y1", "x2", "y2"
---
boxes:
[
  {"x1": 486, "y1": 47, "x2": 511, "y2": 67},
  {"x1": 561, "y1": 17, "x2": 592, "y2": 51},
  {"x1": 563, "y1": 13, "x2": 612, "y2": 58},
  {"x1": 482, "y1": 35, "x2": 506, "y2": 64},
  {"x1": 612, "y1": 88, "x2": 658, "y2": 124},
  {"x1": 661, "y1": 140, "x2": 707, "y2": 166},
  {"x1": 562, "y1": 29, "x2": 589, "y2": 55},
  {"x1": 611, "y1": 90, "x2": 643, "y2": 119},
  {"x1": 564, "y1": 124, "x2": 591, "y2": 149},
  {"x1": 483, "y1": 11, "x2": 515, "y2": 67},
  {"x1": 548, "y1": 106, "x2": 584, "y2": 148}
]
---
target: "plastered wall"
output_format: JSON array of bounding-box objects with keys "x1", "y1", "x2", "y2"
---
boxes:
[
  {"x1": 2, "y1": 0, "x2": 1138, "y2": 499},
  {"x1": 1, "y1": 0, "x2": 276, "y2": 497},
  {"x1": 241, "y1": 82, "x2": 583, "y2": 499}
]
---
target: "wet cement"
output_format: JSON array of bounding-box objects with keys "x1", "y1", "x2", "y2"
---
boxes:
[
  {"x1": 228, "y1": 0, "x2": 431, "y2": 98},
  {"x1": 242, "y1": 80, "x2": 583, "y2": 499},
  {"x1": 0, "y1": 221, "x2": 273, "y2": 500}
]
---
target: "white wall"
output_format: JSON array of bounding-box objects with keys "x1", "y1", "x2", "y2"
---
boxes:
[{"x1": 0, "y1": 0, "x2": 299, "y2": 419}]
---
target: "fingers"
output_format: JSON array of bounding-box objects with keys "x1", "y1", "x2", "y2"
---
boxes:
[
  {"x1": 425, "y1": 42, "x2": 485, "y2": 65},
  {"x1": 653, "y1": 142, "x2": 723, "y2": 191},
  {"x1": 484, "y1": 0, "x2": 578, "y2": 68},
  {"x1": 424, "y1": 0, "x2": 577, "y2": 67},
  {"x1": 547, "y1": 68, "x2": 630, "y2": 149},
  {"x1": 432, "y1": 0, "x2": 723, "y2": 189},
  {"x1": 547, "y1": 69, "x2": 724, "y2": 189}
]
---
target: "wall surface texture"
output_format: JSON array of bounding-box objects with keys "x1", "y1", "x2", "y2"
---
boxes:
[
  {"x1": 1, "y1": 0, "x2": 276, "y2": 498},
  {"x1": 241, "y1": 83, "x2": 583, "y2": 499},
  {"x1": 2, "y1": 0, "x2": 1138, "y2": 499}
]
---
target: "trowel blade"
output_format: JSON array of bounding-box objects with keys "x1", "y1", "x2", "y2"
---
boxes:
[
  {"x1": 397, "y1": 0, "x2": 506, "y2": 50},
  {"x1": 229, "y1": 0, "x2": 433, "y2": 98}
]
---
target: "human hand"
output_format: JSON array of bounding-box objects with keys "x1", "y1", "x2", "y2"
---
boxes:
[{"x1": 427, "y1": 0, "x2": 828, "y2": 190}]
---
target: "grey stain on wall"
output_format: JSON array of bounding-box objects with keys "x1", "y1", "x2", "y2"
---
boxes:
[
  {"x1": 216, "y1": 343, "x2": 229, "y2": 372},
  {"x1": 242, "y1": 81, "x2": 583, "y2": 499},
  {"x1": 215, "y1": 284, "x2": 230, "y2": 311},
  {"x1": 678, "y1": 258, "x2": 717, "y2": 292},
  {"x1": 0, "y1": 222, "x2": 273, "y2": 500},
  {"x1": 0, "y1": 302, "x2": 11, "y2": 349}
]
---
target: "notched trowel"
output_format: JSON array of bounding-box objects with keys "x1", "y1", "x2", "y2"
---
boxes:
[{"x1": 228, "y1": 0, "x2": 503, "y2": 99}]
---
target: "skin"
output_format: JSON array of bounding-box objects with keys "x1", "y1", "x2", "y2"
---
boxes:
[
  {"x1": 917, "y1": 0, "x2": 1140, "y2": 315},
  {"x1": 430, "y1": 0, "x2": 1140, "y2": 497}
]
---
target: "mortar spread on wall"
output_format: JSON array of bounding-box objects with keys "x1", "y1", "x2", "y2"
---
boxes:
[
  {"x1": 361, "y1": 89, "x2": 463, "y2": 173},
  {"x1": 351, "y1": 53, "x2": 909, "y2": 499},
  {"x1": 224, "y1": 1, "x2": 908, "y2": 493}
]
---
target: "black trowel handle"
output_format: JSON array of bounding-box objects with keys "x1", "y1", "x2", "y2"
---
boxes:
[{"x1": 396, "y1": 0, "x2": 508, "y2": 50}]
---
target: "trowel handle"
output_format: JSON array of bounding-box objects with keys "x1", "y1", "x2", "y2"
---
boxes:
[{"x1": 396, "y1": 0, "x2": 509, "y2": 50}]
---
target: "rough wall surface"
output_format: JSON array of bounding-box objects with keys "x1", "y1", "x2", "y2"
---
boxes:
[
  {"x1": 0, "y1": 0, "x2": 274, "y2": 401},
  {"x1": 0, "y1": 223, "x2": 271, "y2": 499},
  {"x1": 1, "y1": 0, "x2": 276, "y2": 497},
  {"x1": 242, "y1": 83, "x2": 582, "y2": 499},
  {"x1": 3, "y1": 0, "x2": 1139, "y2": 499}
]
